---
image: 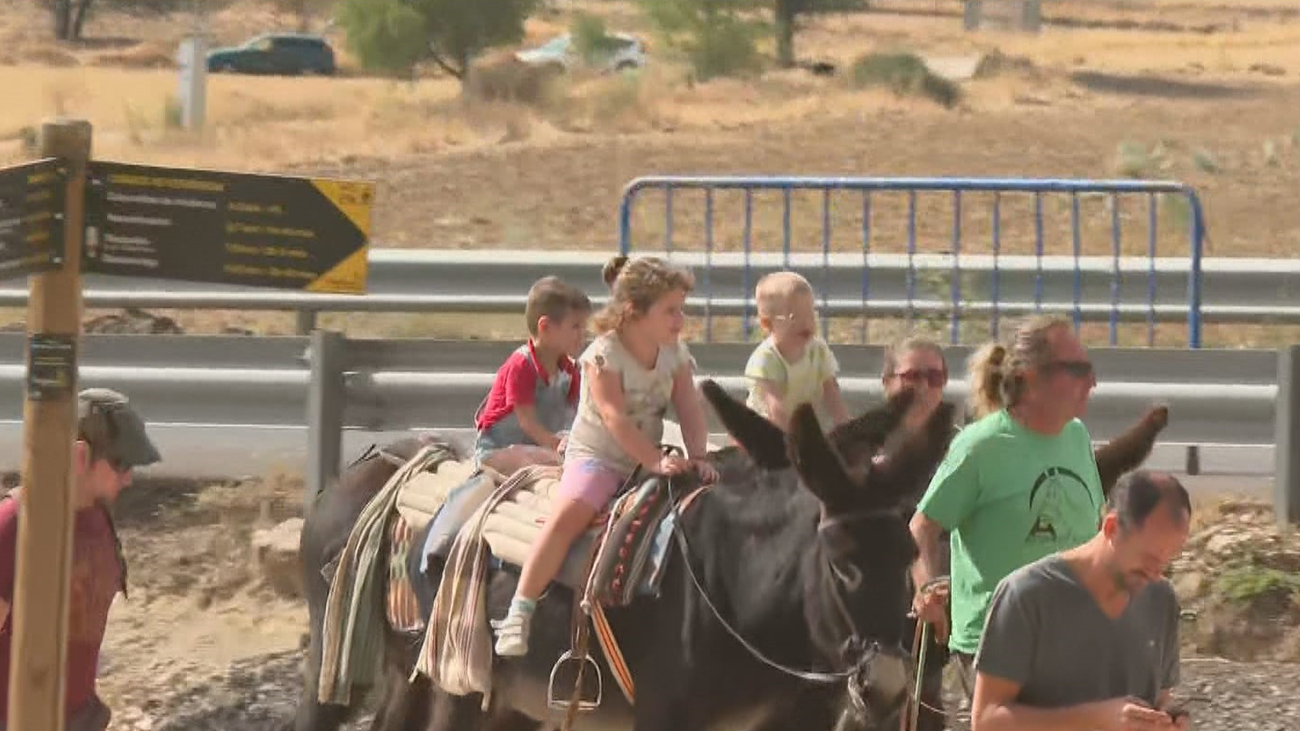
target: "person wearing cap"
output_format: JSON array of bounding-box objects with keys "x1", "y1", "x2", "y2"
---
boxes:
[{"x1": 0, "y1": 388, "x2": 161, "y2": 731}]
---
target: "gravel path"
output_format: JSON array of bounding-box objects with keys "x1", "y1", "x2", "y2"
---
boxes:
[
  {"x1": 105, "y1": 651, "x2": 1299, "y2": 731},
  {"x1": 1176, "y1": 657, "x2": 1300, "y2": 731}
]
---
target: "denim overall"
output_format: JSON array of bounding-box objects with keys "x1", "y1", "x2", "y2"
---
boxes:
[{"x1": 473, "y1": 346, "x2": 577, "y2": 464}]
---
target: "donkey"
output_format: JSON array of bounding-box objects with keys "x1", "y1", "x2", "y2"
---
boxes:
[
  {"x1": 291, "y1": 386, "x2": 1170, "y2": 731},
  {"x1": 414, "y1": 380, "x2": 959, "y2": 731}
]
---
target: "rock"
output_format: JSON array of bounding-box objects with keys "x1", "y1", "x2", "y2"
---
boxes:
[
  {"x1": 84, "y1": 308, "x2": 185, "y2": 335},
  {"x1": 1206, "y1": 530, "x2": 1251, "y2": 556},
  {"x1": 920, "y1": 53, "x2": 984, "y2": 82},
  {"x1": 251, "y1": 518, "x2": 304, "y2": 599},
  {"x1": 1249, "y1": 63, "x2": 1286, "y2": 76},
  {"x1": 1175, "y1": 570, "x2": 1206, "y2": 599}
]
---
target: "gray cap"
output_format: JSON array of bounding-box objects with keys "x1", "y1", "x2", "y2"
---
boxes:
[{"x1": 77, "y1": 388, "x2": 162, "y2": 469}]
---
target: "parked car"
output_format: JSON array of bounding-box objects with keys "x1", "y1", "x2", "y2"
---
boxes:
[
  {"x1": 514, "y1": 32, "x2": 646, "y2": 74},
  {"x1": 207, "y1": 33, "x2": 336, "y2": 75}
]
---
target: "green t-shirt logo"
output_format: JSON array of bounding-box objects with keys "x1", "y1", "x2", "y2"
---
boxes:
[{"x1": 1026, "y1": 465, "x2": 1098, "y2": 544}]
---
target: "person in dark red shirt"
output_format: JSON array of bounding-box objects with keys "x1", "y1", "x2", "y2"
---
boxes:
[
  {"x1": 0, "y1": 388, "x2": 161, "y2": 731},
  {"x1": 474, "y1": 276, "x2": 592, "y2": 476}
]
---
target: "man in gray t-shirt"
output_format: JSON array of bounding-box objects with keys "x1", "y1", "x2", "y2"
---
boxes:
[{"x1": 972, "y1": 470, "x2": 1193, "y2": 731}]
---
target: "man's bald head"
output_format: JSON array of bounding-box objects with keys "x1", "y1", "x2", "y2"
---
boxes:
[{"x1": 1107, "y1": 469, "x2": 1192, "y2": 534}]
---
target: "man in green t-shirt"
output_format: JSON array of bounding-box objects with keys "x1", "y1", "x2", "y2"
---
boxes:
[{"x1": 909, "y1": 316, "x2": 1102, "y2": 704}]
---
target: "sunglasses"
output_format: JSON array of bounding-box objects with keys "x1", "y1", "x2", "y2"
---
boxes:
[
  {"x1": 1044, "y1": 360, "x2": 1094, "y2": 379},
  {"x1": 891, "y1": 368, "x2": 947, "y2": 388}
]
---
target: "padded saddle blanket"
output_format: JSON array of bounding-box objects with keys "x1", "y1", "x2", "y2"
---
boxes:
[
  {"x1": 420, "y1": 465, "x2": 685, "y2": 607},
  {"x1": 395, "y1": 459, "x2": 491, "y2": 536}
]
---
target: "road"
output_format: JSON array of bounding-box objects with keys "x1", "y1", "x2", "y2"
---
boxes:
[{"x1": 0, "y1": 423, "x2": 1274, "y2": 500}]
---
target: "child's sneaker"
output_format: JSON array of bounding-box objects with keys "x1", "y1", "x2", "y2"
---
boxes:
[{"x1": 491, "y1": 611, "x2": 531, "y2": 657}]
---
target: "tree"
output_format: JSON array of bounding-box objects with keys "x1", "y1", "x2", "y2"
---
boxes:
[
  {"x1": 773, "y1": 0, "x2": 865, "y2": 68},
  {"x1": 52, "y1": 0, "x2": 95, "y2": 42},
  {"x1": 339, "y1": 0, "x2": 538, "y2": 81},
  {"x1": 272, "y1": 0, "x2": 334, "y2": 32},
  {"x1": 638, "y1": 0, "x2": 766, "y2": 81}
]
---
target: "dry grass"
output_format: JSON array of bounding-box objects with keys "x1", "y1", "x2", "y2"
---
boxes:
[
  {"x1": 5, "y1": 0, "x2": 1297, "y2": 174},
  {"x1": 3, "y1": 0, "x2": 1300, "y2": 346}
]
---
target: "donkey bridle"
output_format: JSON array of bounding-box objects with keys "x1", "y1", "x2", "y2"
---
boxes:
[{"x1": 662, "y1": 471, "x2": 913, "y2": 724}]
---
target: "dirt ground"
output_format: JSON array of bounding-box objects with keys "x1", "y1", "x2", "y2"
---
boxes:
[
  {"x1": 5, "y1": 0, "x2": 1300, "y2": 727},
  {"x1": 87, "y1": 472, "x2": 1300, "y2": 731}
]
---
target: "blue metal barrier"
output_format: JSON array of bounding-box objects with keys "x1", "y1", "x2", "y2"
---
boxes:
[{"x1": 617, "y1": 176, "x2": 1207, "y2": 348}]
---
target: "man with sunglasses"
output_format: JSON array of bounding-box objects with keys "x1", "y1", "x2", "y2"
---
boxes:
[
  {"x1": 0, "y1": 388, "x2": 161, "y2": 731},
  {"x1": 909, "y1": 315, "x2": 1102, "y2": 713}
]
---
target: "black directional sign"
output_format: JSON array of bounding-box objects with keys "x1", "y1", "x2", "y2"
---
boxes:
[
  {"x1": 0, "y1": 158, "x2": 66, "y2": 282},
  {"x1": 84, "y1": 161, "x2": 373, "y2": 293}
]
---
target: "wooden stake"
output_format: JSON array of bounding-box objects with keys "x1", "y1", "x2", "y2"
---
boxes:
[{"x1": 7, "y1": 118, "x2": 89, "y2": 731}]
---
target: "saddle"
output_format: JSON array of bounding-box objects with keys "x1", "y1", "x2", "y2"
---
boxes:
[
  {"x1": 395, "y1": 458, "x2": 487, "y2": 536},
  {"x1": 410, "y1": 456, "x2": 708, "y2": 711},
  {"x1": 476, "y1": 466, "x2": 688, "y2": 606},
  {"x1": 378, "y1": 452, "x2": 697, "y2": 644}
]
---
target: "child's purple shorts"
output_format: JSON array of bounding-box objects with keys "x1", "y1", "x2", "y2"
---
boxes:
[{"x1": 558, "y1": 457, "x2": 632, "y2": 511}]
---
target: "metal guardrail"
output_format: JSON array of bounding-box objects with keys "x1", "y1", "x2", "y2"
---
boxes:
[
  {"x1": 0, "y1": 332, "x2": 1291, "y2": 519},
  {"x1": 0, "y1": 332, "x2": 1271, "y2": 438},
  {"x1": 0, "y1": 332, "x2": 1276, "y2": 463},
  {"x1": 1, "y1": 249, "x2": 1298, "y2": 339},
  {"x1": 617, "y1": 176, "x2": 1209, "y2": 346}
]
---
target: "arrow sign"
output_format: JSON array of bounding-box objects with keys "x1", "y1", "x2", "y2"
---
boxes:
[
  {"x1": 84, "y1": 161, "x2": 373, "y2": 294},
  {"x1": 0, "y1": 158, "x2": 67, "y2": 282}
]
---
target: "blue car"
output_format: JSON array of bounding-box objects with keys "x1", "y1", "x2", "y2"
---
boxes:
[{"x1": 207, "y1": 33, "x2": 336, "y2": 76}]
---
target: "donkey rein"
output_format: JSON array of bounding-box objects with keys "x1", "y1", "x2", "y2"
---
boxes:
[
  {"x1": 663, "y1": 473, "x2": 854, "y2": 685},
  {"x1": 905, "y1": 578, "x2": 971, "y2": 729}
]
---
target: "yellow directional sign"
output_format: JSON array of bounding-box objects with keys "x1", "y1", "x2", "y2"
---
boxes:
[
  {"x1": 83, "y1": 161, "x2": 373, "y2": 293},
  {"x1": 0, "y1": 158, "x2": 67, "y2": 282}
]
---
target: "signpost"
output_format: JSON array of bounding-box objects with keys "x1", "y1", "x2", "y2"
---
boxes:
[
  {"x1": 7, "y1": 119, "x2": 89, "y2": 731},
  {"x1": 2, "y1": 118, "x2": 374, "y2": 730},
  {"x1": 0, "y1": 157, "x2": 68, "y2": 279},
  {"x1": 176, "y1": 34, "x2": 209, "y2": 130}
]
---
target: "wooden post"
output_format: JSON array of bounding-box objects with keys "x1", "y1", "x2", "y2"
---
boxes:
[{"x1": 7, "y1": 119, "x2": 89, "y2": 731}]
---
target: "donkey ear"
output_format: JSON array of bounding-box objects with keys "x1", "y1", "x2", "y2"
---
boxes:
[
  {"x1": 870, "y1": 400, "x2": 958, "y2": 501},
  {"x1": 1094, "y1": 404, "x2": 1169, "y2": 500},
  {"x1": 700, "y1": 379, "x2": 790, "y2": 470},
  {"x1": 827, "y1": 387, "x2": 918, "y2": 457},
  {"x1": 786, "y1": 402, "x2": 854, "y2": 508}
]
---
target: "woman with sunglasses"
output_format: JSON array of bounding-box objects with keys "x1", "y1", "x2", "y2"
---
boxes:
[
  {"x1": 882, "y1": 335, "x2": 951, "y2": 432},
  {"x1": 879, "y1": 335, "x2": 959, "y2": 731},
  {"x1": 907, "y1": 315, "x2": 1102, "y2": 717}
]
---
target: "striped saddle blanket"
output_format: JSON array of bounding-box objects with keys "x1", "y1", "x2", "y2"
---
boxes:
[
  {"x1": 384, "y1": 457, "x2": 689, "y2": 637},
  {"x1": 413, "y1": 464, "x2": 704, "y2": 704}
]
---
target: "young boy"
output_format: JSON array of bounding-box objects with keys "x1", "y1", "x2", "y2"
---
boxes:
[
  {"x1": 744, "y1": 271, "x2": 850, "y2": 432},
  {"x1": 474, "y1": 276, "x2": 593, "y2": 476}
]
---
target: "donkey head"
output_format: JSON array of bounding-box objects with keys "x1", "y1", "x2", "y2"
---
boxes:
[
  {"x1": 791, "y1": 394, "x2": 955, "y2": 723},
  {"x1": 700, "y1": 380, "x2": 955, "y2": 721}
]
